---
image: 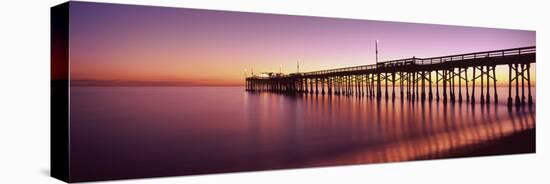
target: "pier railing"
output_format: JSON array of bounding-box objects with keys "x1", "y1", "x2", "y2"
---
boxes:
[{"x1": 299, "y1": 46, "x2": 535, "y2": 76}]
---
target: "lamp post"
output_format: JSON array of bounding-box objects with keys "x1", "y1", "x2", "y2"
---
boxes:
[{"x1": 375, "y1": 40, "x2": 379, "y2": 64}]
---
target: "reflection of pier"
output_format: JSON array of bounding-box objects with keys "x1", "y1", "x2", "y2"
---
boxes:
[{"x1": 245, "y1": 46, "x2": 535, "y2": 107}]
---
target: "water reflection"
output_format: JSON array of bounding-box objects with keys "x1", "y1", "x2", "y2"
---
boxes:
[
  {"x1": 70, "y1": 87, "x2": 535, "y2": 181},
  {"x1": 244, "y1": 88, "x2": 535, "y2": 167}
]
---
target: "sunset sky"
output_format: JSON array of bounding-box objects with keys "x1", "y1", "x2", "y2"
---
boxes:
[{"x1": 68, "y1": 2, "x2": 535, "y2": 86}]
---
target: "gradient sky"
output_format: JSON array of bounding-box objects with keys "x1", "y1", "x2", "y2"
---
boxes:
[{"x1": 68, "y1": 2, "x2": 535, "y2": 86}]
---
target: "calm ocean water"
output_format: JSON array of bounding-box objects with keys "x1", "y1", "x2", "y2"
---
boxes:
[{"x1": 69, "y1": 86, "x2": 535, "y2": 180}]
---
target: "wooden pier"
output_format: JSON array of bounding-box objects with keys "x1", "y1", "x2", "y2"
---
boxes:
[{"x1": 245, "y1": 46, "x2": 535, "y2": 107}]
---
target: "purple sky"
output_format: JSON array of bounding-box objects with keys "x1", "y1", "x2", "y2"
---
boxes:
[{"x1": 68, "y1": 1, "x2": 535, "y2": 86}]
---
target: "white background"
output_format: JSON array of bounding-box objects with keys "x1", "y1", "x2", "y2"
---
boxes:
[{"x1": 0, "y1": 0, "x2": 548, "y2": 183}]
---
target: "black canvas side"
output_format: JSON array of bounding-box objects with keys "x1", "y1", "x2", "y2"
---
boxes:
[{"x1": 51, "y1": 1, "x2": 70, "y2": 183}]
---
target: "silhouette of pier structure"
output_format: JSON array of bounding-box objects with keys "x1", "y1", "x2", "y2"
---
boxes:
[{"x1": 245, "y1": 46, "x2": 535, "y2": 107}]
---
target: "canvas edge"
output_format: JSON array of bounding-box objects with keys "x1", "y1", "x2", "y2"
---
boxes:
[{"x1": 51, "y1": 1, "x2": 71, "y2": 183}]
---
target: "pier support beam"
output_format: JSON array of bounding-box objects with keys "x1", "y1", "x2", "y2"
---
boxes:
[
  {"x1": 415, "y1": 72, "x2": 419, "y2": 101},
  {"x1": 521, "y1": 64, "x2": 526, "y2": 105},
  {"x1": 527, "y1": 64, "x2": 533, "y2": 106},
  {"x1": 400, "y1": 72, "x2": 405, "y2": 100},
  {"x1": 508, "y1": 64, "x2": 513, "y2": 107},
  {"x1": 377, "y1": 73, "x2": 382, "y2": 100},
  {"x1": 407, "y1": 73, "x2": 411, "y2": 99},
  {"x1": 479, "y1": 66, "x2": 485, "y2": 105},
  {"x1": 385, "y1": 73, "x2": 389, "y2": 100},
  {"x1": 449, "y1": 68, "x2": 455, "y2": 103},
  {"x1": 486, "y1": 66, "x2": 491, "y2": 105},
  {"x1": 392, "y1": 72, "x2": 396, "y2": 100},
  {"x1": 458, "y1": 68, "x2": 463, "y2": 103},
  {"x1": 493, "y1": 66, "x2": 498, "y2": 104},
  {"x1": 465, "y1": 68, "x2": 469, "y2": 103},
  {"x1": 321, "y1": 78, "x2": 325, "y2": 95},
  {"x1": 515, "y1": 64, "x2": 521, "y2": 107},
  {"x1": 315, "y1": 78, "x2": 319, "y2": 94},
  {"x1": 428, "y1": 71, "x2": 433, "y2": 101},
  {"x1": 436, "y1": 70, "x2": 440, "y2": 101},
  {"x1": 471, "y1": 67, "x2": 476, "y2": 105},
  {"x1": 420, "y1": 71, "x2": 426, "y2": 101},
  {"x1": 443, "y1": 70, "x2": 447, "y2": 104},
  {"x1": 411, "y1": 72, "x2": 418, "y2": 102}
]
